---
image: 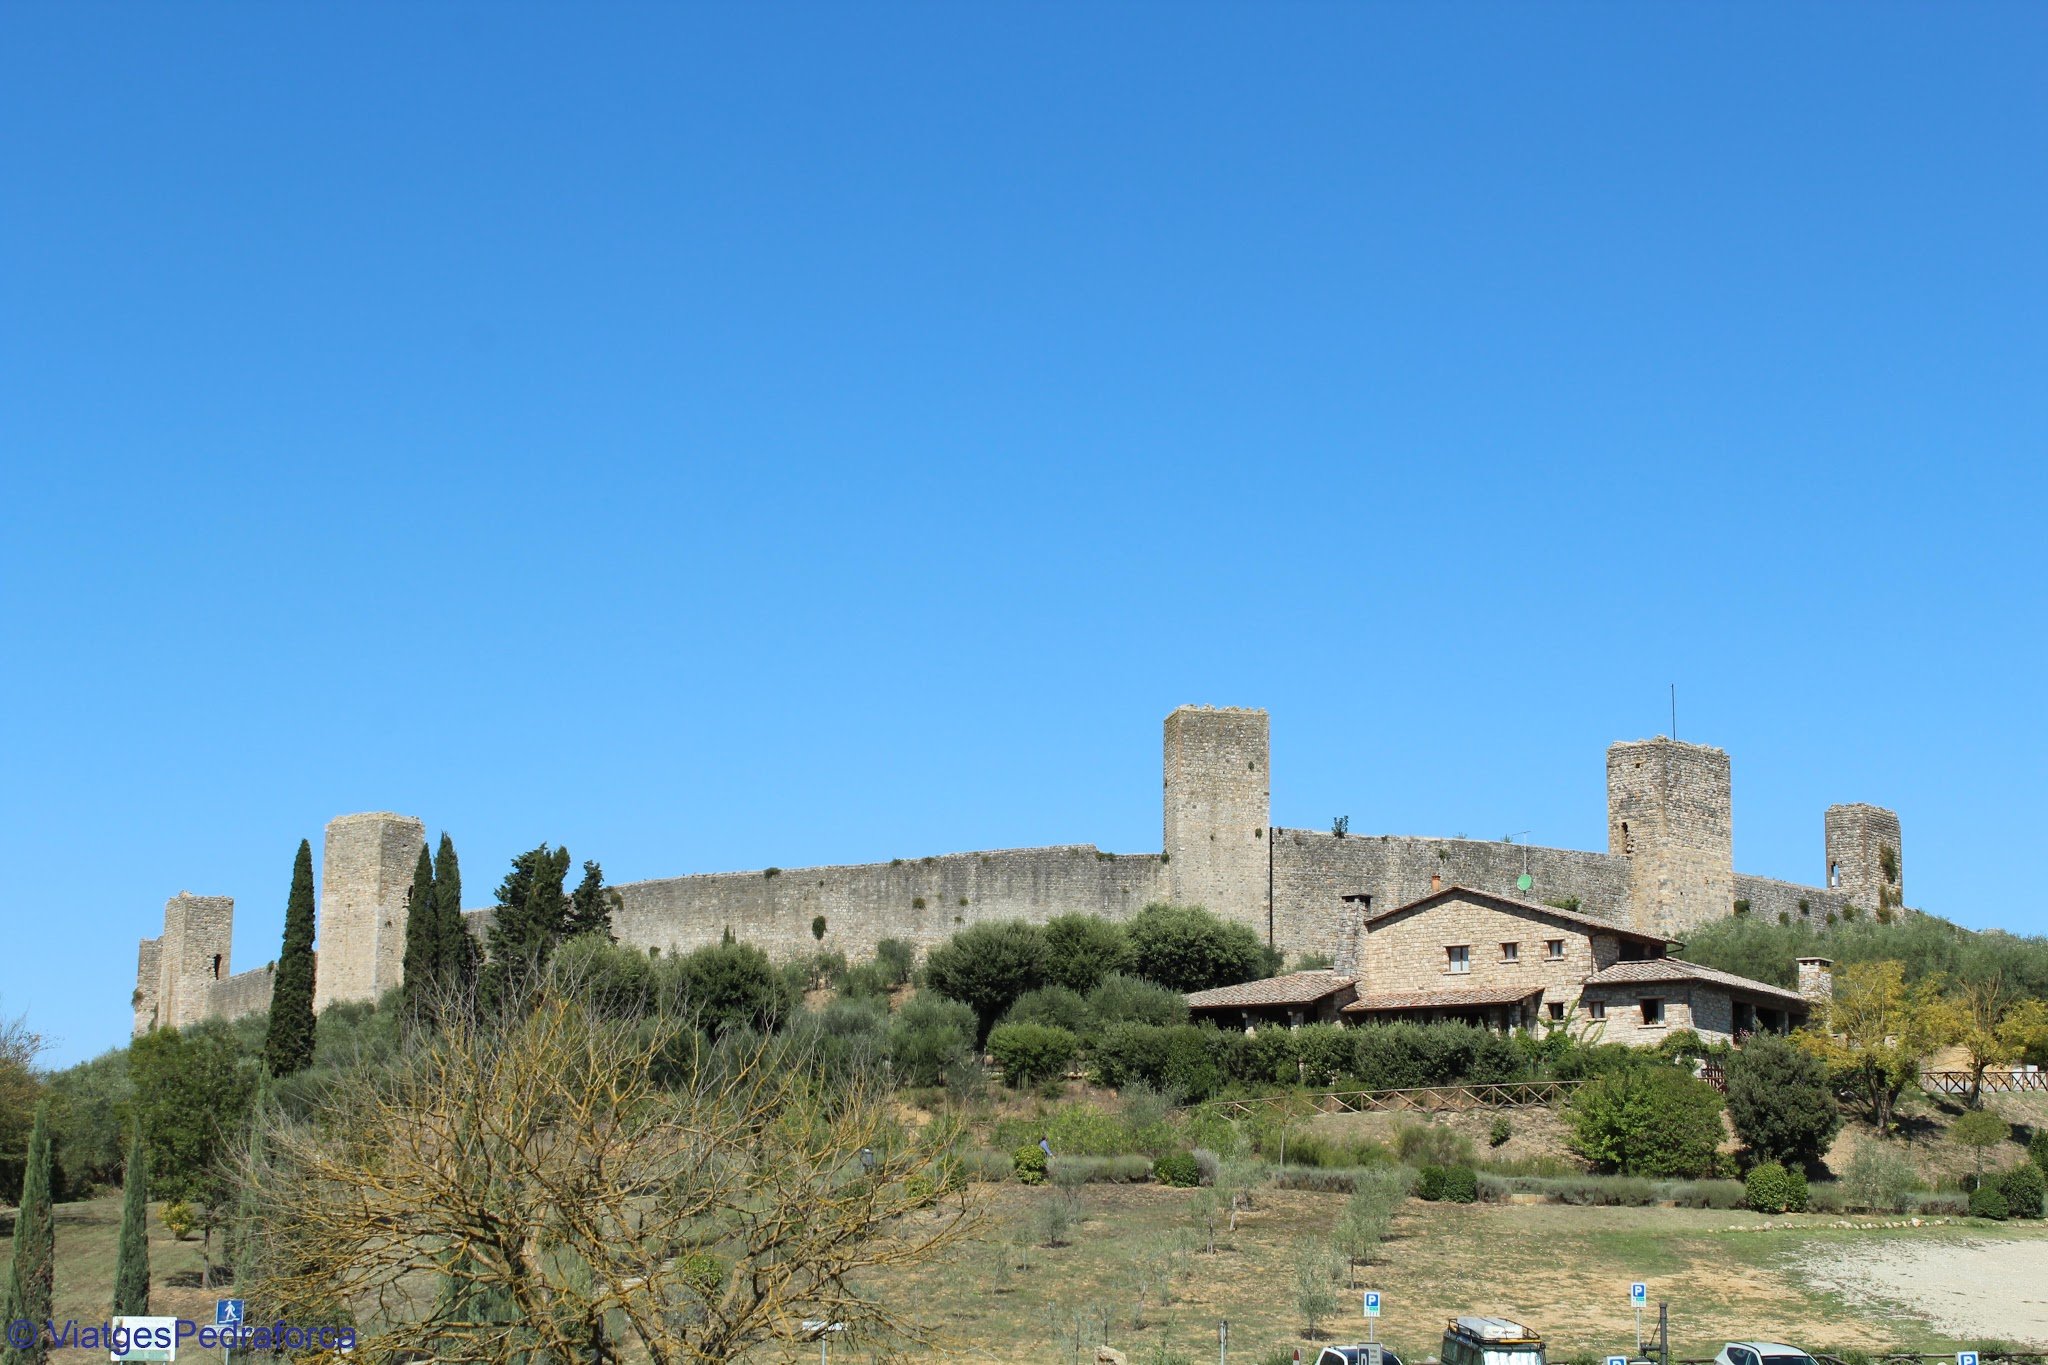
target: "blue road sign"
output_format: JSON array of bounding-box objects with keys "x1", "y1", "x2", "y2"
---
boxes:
[
  {"x1": 1629, "y1": 1283, "x2": 1647, "y2": 1308},
  {"x1": 1958, "y1": 1354, "x2": 1979, "y2": 1365},
  {"x1": 1364, "y1": 1293, "x2": 1381, "y2": 1318},
  {"x1": 1608, "y1": 1357, "x2": 1628, "y2": 1365},
  {"x1": 216, "y1": 1299, "x2": 245, "y2": 1327}
]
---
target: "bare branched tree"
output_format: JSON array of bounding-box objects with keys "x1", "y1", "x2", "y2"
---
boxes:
[{"x1": 243, "y1": 977, "x2": 979, "y2": 1364}]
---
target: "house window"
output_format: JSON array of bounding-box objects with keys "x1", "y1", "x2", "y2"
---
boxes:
[
  {"x1": 1501, "y1": 942, "x2": 1519, "y2": 963},
  {"x1": 1546, "y1": 939, "x2": 1565, "y2": 960},
  {"x1": 1734, "y1": 1001, "x2": 1755, "y2": 1034},
  {"x1": 1547, "y1": 1001, "x2": 1565, "y2": 1021},
  {"x1": 1446, "y1": 946, "x2": 1471, "y2": 974},
  {"x1": 1640, "y1": 998, "x2": 1665, "y2": 1026},
  {"x1": 1587, "y1": 999, "x2": 1606, "y2": 1021}
]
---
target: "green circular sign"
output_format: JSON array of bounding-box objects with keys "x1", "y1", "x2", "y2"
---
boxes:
[{"x1": 1517, "y1": 873, "x2": 1534, "y2": 891}]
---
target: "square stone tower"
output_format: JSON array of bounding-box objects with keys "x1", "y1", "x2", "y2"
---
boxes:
[
  {"x1": 133, "y1": 938, "x2": 163, "y2": 1035},
  {"x1": 1824, "y1": 803, "x2": 1903, "y2": 916},
  {"x1": 1607, "y1": 737, "x2": 1734, "y2": 938},
  {"x1": 314, "y1": 811, "x2": 427, "y2": 1011},
  {"x1": 1164, "y1": 705, "x2": 1270, "y2": 934},
  {"x1": 154, "y1": 892, "x2": 234, "y2": 1031}
]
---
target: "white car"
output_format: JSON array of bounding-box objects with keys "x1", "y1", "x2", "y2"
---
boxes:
[{"x1": 1716, "y1": 1341, "x2": 1819, "y2": 1365}]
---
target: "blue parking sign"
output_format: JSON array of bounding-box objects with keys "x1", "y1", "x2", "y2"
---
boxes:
[
  {"x1": 1958, "y1": 1354, "x2": 1978, "y2": 1365},
  {"x1": 1607, "y1": 1357, "x2": 1627, "y2": 1365},
  {"x1": 216, "y1": 1298, "x2": 245, "y2": 1327},
  {"x1": 1364, "y1": 1292, "x2": 1380, "y2": 1318},
  {"x1": 1629, "y1": 1283, "x2": 1646, "y2": 1308}
]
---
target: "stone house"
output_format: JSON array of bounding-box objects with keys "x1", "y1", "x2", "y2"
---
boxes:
[
  {"x1": 1191, "y1": 884, "x2": 1809, "y2": 1046},
  {"x1": 1185, "y1": 970, "x2": 1359, "y2": 1030}
]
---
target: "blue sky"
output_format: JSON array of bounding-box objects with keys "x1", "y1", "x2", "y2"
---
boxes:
[{"x1": 4, "y1": 5, "x2": 2044, "y2": 1066}]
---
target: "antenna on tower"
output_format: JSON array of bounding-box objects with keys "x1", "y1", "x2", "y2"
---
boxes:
[{"x1": 1670, "y1": 684, "x2": 1677, "y2": 740}]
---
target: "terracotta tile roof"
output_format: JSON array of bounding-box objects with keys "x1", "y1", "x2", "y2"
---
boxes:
[
  {"x1": 1581, "y1": 957, "x2": 1809, "y2": 1008},
  {"x1": 1343, "y1": 984, "x2": 1545, "y2": 1012},
  {"x1": 1184, "y1": 971, "x2": 1358, "y2": 1009},
  {"x1": 1361, "y1": 885, "x2": 1674, "y2": 945}
]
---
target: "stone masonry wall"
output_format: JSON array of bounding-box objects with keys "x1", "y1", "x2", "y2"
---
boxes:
[
  {"x1": 1272, "y1": 831, "x2": 1635, "y2": 962},
  {"x1": 1731, "y1": 873, "x2": 1853, "y2": 928},
  {"x1": 1825, "y1": 803, "x2": 1904, "y2": 917},
  {"x1": 1163, "y1": 706, "x2": 1270, "y2": 934},
  {"x1": 315, "y1": 812, "x2": 427, "y2": 1011},
  {"x1": 203, "y1": 963, "x2": 279, "y2": 1024},
  {"x1": 1582, "y1": 984, "x2": 1701, "y2": 1047},
  {"x1": 610, "y1": 845, "x2": 1170, "y2": 960},
  {"x1": 155, "y1": 893, "x2": 234, "y2": 1032},
  {"x1": 1607, "y1": 739, "x2": 1735, "y2": 939},
  {"x1": 133, "y1": 938, "x2": 161, "y2": 1035}
]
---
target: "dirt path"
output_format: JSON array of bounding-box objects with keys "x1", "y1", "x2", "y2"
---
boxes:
[{"x1": 1796, "y1": 1237, "x2": 2048, "y2": 1345}]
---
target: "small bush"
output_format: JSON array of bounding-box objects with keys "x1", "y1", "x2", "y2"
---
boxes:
[
  {"x1": 1746, "y1": 1161, "x2": 1810, "y2": 1214},
  {"x1": 160, "y1": 1200, "x2": 197, "y2": 1240},
  {"x1": 1276, "y1": 1167, "x2": 1368, "y2": 1193},
  {"x1": 1192, "y1": 1147, "x2": 1222, "y2": 1184},
  {"x1": 1013, "y1": 1144, "x2": 1048, "y2": 1185},
  {"x1": 1394, "y1": 1122, "x2": 1475, "y2": 1169},
  {"x1": 1046, "y1": 1154, "x2": 1154, "y2": 1185},
  {"x1": 960, "y1": 1148, "x2": 1014, "y2": 1183},
  {"x1": 2030, "y1": 1127, "x2": 2048, "y2": 1174},
  {"x1": 1668, "y1": 1179, "x2": 1748, "y2": 1210},
  {"x1": 1154, "y1": 1151, "x2": 1201, "y2": 1187},
  {"x1": 1489, "y1": 1116, "x2": 1513, "y2": 1148},
  {"x1": 1969, "y1": 1184, "x2": 2011, "y2": 1220},
  {"x1": 1912, "y1": 1191, "x2": 1970, "y2": 1216},
  {"x1": 1439, "y1": 1166, "x2": 1478, "y2": 1203},
  {"x1": 987, "y1": 1022, "x2": 1078, "y2": 1087},
  {"x1": 1840, "y1": 1143, "x2": 1920, "y2": 1214},
  {"x1": 1999, "y1": 1161, "x2": 2046, "y2": 1219}
]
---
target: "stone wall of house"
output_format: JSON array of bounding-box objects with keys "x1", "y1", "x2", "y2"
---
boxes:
[
  {"x1": 1353, "y1": 891, "x2": 1624, "y2": 1011},
  {"x1": 1580, "y1": 983, "x2": 1701, "y2": 1046}
]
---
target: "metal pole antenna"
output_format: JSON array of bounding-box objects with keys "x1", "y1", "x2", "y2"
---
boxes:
[{"x1": 1670, "y1": 685, "x2": 1676, "y2": 740}]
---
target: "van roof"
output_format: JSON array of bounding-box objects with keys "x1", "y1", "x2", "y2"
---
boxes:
[{"x1": 1447, "y1": 1317, "x2": 1541, "y2": 1344}]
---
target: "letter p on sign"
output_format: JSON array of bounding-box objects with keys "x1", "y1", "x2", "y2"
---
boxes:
[{"x1": 1629, "y1": 1283, "x2": 1646, "y2": 1307}]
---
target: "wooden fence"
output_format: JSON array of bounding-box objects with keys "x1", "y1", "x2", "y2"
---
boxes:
[
  {"x1": 1202, "y1": 1078, "x2": 1584, "y2": 1117},
  {"x1": 1920, "y1": 1068, "x2": 2048, "y2": 1095}
]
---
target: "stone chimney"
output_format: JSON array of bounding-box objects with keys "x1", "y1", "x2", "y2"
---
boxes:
[
  {"x1": 1796, "y1": 957, "x2": 1834, "y2": 1006},
  {"x1": 1430, "y1": 872, "x2": 1442, "y2": 894},
  {"x1": 1334, "y1": 894, "x2": 1372, "y2": 976}
]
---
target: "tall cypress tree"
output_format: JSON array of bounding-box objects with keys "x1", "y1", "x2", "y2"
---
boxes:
[
  {"x1": 399, "y1": 842, "x2": 439, "y2": 1027},
  {"x1": 563, "y1": 860, "x2": 615, "y2": 942},
  {"x1": 264, "y1": 840, "x2": 318, "y2": 1077},
  {"x1": 1, "y1": 1100, "x2": 53, "y2": 1365},
  {"x1": 111, "y1": 1121, "x2": 150, "y2": 1317},
  {"x1": 481, "y1": 844, "x2": 571, "y2": 1007},
  {"x1": 432, "y1": 834, "x2": 476, "y2": 999}
]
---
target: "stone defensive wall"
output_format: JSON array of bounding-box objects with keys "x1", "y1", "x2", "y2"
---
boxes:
[
  {"x1": 1271, "y1": 831, "x2": 1637, "y2": 959},
  {"x1": 607, "y1": 844, "x2": 1170, "y2": 958},
  {"x1": 1732, "y1": 872, "x2": 1854, "y2": 926}
]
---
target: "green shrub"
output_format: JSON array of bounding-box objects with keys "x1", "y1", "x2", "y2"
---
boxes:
[
  {"x1": 2030, "y1": 1127, "x2": 2048, "y2": 1174},
  {"x1": 874, "y1": 937, "x2": 916, "y2": 986},
  {"x1": 1745, "y1": 1161, "x2": 1810, "y2": 1214},
  {"x1": 1667, "y1": 1179, "x2": 1747, "y2": 1210},
  {"x1": 1041, "y1": 915, "x2": 1134, "y2": 993},
  {"x1": 1415, "y1": 1165, "x2": 1445, "y2": 1201},
  {"x1": 1003, "y1": 986, "x2": 1093, "y2": 1035},
  {"x1": 1969, "y1": 1184, "x2": 2011, "y2": 1220},
  {"x1": 1013, "y1": 1144, "x2": 1048, "y2": 1185},
  {"x1": 1438, "y1": 1165, "x2": 1478, "y2": 1203},
  {"x1": 987, "y1": 1023, "x2": 1078, "y2": 1087},
  {"x1": 1725, "y1": 1032, "x2": 1840, "y2": 1169},
  {"x1": 1840, "y1": 1143, "x2": 1920, "y2": 1214},
  {"x1": 1125, "y1": 902, "x2": 1281, "y2": 992},
  {"x1": 160, "y1": 1200, "x2": 197, "y2": 1240},
  {"x1": 1999, "y1": 1160, "x2": 2046, "y2": 1219},
  {"x1": 1394, "y1": 1121, "x2": 1476, "y2": 1169},
  {"x1": 1565, "y1": 1066, "x2": 1725, "y2": 1177},
  {"x1": 1085, "y1": 973, "x2": 1188, "y2": 1028},
  {"x1": 1489, "y1": 1116, "x2": 1513, "y2": 1148},
  {"x1": 1154, "y1": 1151, "x2": 1201, "y2": 1187},
  {"x1": 925, "y1": 921, "x2": 1049, "y2": 1042},
  {"x1": 888, "y1": 994, "x2": 978, "y2": 1086}
]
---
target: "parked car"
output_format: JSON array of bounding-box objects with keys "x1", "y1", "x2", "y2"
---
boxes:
[
  {"x1": 1716, "y1": 1343, "x2": 1818, "y2": 1365},
  {"x1": 1440, "y1": 1317, "x2": 1546, "y2": 1365},
  {"x1": 1315, "y1": 1347, "x2": 1405, "y2": 1365}
]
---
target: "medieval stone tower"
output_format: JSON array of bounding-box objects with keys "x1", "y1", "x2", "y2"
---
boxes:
[
  {"x1": 1824, "y1": 802, "x2": 1904, "y2": 916},
  {"x1": 1606, "y1": 737, "x2": 1734, "y2": 938},
  {"x1": 141, "y1": 892, "x2": 234, "y2": 1032},
  {"x1": 312, "y1": 811, "x2": 427, "y2": 1011},
  {"x1": 1163, "y1": 705, "x2": 1270, "y2": 932}
]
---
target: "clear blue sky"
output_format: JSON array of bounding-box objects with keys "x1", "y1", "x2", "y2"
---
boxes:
[{"x1": 4, "y1": 5, "x2": 2044, "y2": 1066}]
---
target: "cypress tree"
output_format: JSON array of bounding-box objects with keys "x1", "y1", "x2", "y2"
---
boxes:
[
  {"x1": 481, "y1": 844, "x2": 571, "y2": 1007},
  {"x1": 432, "y1": 834, "x2": 476, "y2": 999},
  {"x1": 112, "y1": 1121, "x2": 150, "y2": 1317},
  {"x1": 1, "y1": 1100, "x2": 53, "y2": 1365},
  {"x1": 399, "y1": 842, "x2": 439, "y2": 1027},
  {"x1": 264, "y1": 840, "x2": 318, "y2": 1077},
  {"x1": 229, "y1": 1076, "x2": 267, "y2": 1303},
  {"x1": 563, "y1": 860, "x2": 615, "y2": 942}
]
